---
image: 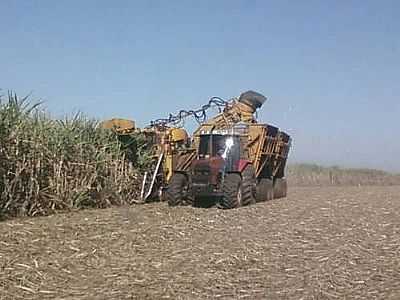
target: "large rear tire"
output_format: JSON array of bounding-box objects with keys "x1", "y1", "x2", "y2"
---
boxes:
[
  {"x1": 218, "y1": 173, "x2": 242, "y2": 209},
  {"x1": 256, "y1": 178, "x2": 274, "y2": 202},
  {"x1": 166, "y1": 173, "x2": 188, "y2": 206},
  {"x1": 241, "y1": 166, "x2": 256, "y2": 206},
  {"x1": 273, "y1": 178, "x2": 287, "y2": 199}
]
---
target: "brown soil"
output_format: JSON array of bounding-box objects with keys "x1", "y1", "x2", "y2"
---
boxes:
[{"x1": 1, "y1": 186, "x2": 400, "y2": 299}]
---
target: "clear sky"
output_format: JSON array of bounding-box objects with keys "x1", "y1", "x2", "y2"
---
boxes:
[{"x1": 1, "y1": 1, "x2": 399, "y2": 171}]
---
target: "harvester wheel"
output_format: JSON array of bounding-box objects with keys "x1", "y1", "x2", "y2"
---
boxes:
[
  {"x1": 256, "y1": 178, "x2": 274, "y2": 202},
  {"x1": 273, "y1": 178, "x2": 287, "y2": 199},
  {"x1": 218, "y1": 173, "x2": 242, "y2": 209},
  {"x1": 241, "y1": 166, "x2": 256, "y2": 206},
  {"x1": 166, "y1": 173, "x2": 188, "y2": 206}
]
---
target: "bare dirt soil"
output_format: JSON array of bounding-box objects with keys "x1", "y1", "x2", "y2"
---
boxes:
[{"x1": 1, "y1": 186, "x2": 400, "y2": 299}]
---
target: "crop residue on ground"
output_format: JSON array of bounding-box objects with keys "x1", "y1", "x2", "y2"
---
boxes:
[{"x1": 1, "y1": 186, "x2": 400, "y2": 299}]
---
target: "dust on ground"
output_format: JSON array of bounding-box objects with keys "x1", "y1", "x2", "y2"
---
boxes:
[{"x1": 1, "y1": 186, "x2": 400, "y2": 299}]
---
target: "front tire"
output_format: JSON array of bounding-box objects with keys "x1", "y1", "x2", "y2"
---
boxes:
[
  {"x1": 218, "y1": 173, "x2": 242, "y2": 209},
  {"x1": 166, "y1": 173, "x2": 188, "y2": 206}
]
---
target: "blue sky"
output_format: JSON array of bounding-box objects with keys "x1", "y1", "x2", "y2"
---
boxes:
[{"x1": 1, "y1": 1, "x2": 399, "y2": 171}]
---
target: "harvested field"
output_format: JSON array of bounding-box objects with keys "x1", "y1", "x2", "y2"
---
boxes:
[{"x1": 1, "y1": 186, "x2": 400, "y2": 299}]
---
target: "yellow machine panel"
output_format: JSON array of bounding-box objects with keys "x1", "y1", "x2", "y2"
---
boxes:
[{"x1": 99, "y1": 118, "x2": 136, "y2": 134}]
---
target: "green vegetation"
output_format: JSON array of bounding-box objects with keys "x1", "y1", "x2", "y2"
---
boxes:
[
  {"x1": 287, "y1": 163, "x2": 400, "y2": 186},
  {"x1": 0, "y1": 92, "x2": 144, "y2": 220}
]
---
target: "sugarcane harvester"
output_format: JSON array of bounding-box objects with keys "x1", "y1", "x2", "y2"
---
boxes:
[
  {"x1": 100, "y1": 90, "x2": 291, "y2": 208},
  {"x1": 164, "y1": 90, "x2": 292, "y2": 209},
  {"x1": 139, "y1": 126, "x2": 191, "y2": 201},
  {"x1": 99, "y1": 118, "x2": 191, "y2": 202}
]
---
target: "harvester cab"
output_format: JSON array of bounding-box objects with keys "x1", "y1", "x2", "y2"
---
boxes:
[
  {"x1": 197, "y1": 132, "x2": 239, "y2": 161},
  {"x1": 191, "y1": 130, "x2": 243, "y2": 198}
]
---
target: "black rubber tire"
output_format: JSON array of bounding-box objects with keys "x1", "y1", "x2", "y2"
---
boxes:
[
  {"x1": 273, "y1": 178, "x2": 287, "y2": 199},
  {"x1": 166, "y1": 173, "x2": 188, "y2": 206},
  {"x1": 256, "y1": 178, "x2": 274, "y2": 202},
  {"x1": 241, "y1": 166, "x2": 256, "y2": 206},
  {"x1": 218, "y1": 173, "x2": 242, "y2": 209}
]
